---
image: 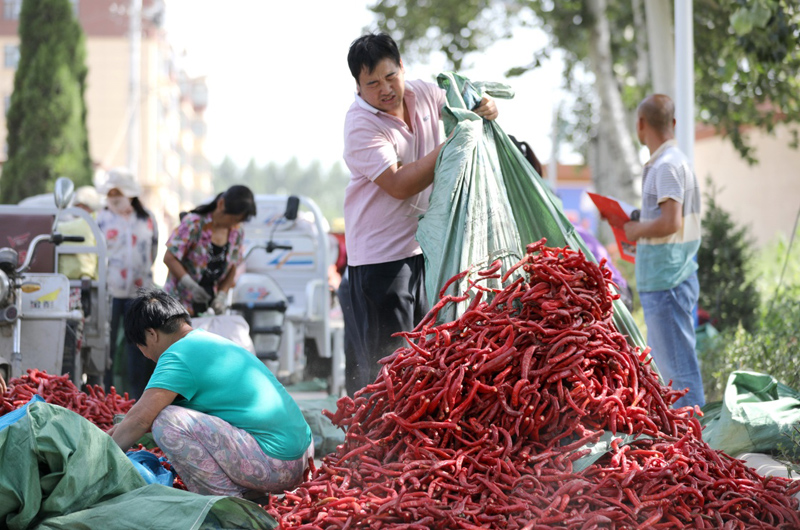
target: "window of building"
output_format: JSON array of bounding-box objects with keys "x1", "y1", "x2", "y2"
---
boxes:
[
  {"x1": 4, "y1": 45, "x2": 19, "y2": 69},
  {"x1": 4, "y1": 94, "x2": 10, "y2": 116},
  {"x1": 69, "y1": 0, "x2": 78, "y2": 17},
  {"x1": 3, "y1": 0, "x2": 21, "y2": 20}
]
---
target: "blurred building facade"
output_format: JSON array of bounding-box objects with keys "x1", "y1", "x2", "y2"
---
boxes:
[
  {"x1": 694, "y1": 123, "x2": 800, "y2": 248},
  {"x1": 0, "y1": 0, "x2": 212, "y2": 282}
]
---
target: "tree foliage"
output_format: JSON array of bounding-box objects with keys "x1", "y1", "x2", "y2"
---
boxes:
[
  {"x1": 699, "y1": 212, "x2": 800, "y2": 403},
  {"x1": 697, "y1": 179, "x2": 760, "y2": 332},
  {"x1": 213, "y1": 156, "x2": 350, "y2": 222},
  {"x1": 369, "y1": 0, "x2": 800, "y2": 166},
  {"x1": 695, "y1": 0, "x2": 800, "y2": 163},
  {"x1": 0, "y1": 0, "x2": 92, "y2": 203}
]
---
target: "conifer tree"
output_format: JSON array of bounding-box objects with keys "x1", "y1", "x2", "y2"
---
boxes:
[
  {"x1": 0, "y1": 0, "x2": 92, "y2": 203},
  {"x1": 697, "y1": 181, "x2": 761, "y2": 332}
]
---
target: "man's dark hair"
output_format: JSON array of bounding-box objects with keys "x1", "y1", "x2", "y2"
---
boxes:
[
  {"x1": 124, "y1": 288, "x2": 192, "y2": 346},
  {"x1": 347, "y1": 33, "x2": 401, "y2": 82},
  {"x1": 638, "y1": 94, "x2": 675, "y2": 135}
]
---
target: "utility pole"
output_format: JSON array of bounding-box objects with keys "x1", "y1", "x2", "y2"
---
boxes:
[
  {"x1": 127, "y1": 0, "x2": 141, "y2": 178},
  {"x1": 675, "y1": 1, "x2": 694, "y2": 167},
  {"x1": 644, "y1": 0, "x2": 675, "y2": 97},
  {"x1": 548, "y1": 103, "x2": 560, "y2": 192}
]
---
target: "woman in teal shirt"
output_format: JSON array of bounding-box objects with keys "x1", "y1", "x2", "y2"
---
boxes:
[{"x1": 110, "y1": 288, "x2": 313, "y2": 497}]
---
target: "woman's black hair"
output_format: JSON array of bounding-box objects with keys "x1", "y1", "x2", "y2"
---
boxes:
[
  {"x1": 190, "y1": 185, "x2": 256, "y2": 221},
  {"x1": 131, "y1": 197, "x2": 149, "y2": 220},
  {"x1": 124, "y1": 287, "x2": 191, "y2": 347},
  {"x1": 347, "y1": 33, "x2": 402, "y2": 82}
]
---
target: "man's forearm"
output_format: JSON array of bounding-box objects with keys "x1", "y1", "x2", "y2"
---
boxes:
[
  {"x1": 625, "y1": 199, "x2": 682, "y2": 241},
  {"x1": 626, "y1": 216, "x2": 681, "y2": 241},
  {"x1": 376, "y1": 143, "x2": 444, "y2": 200},
  {"x1": 394, "y1": 148, "x2": 439, "y2": 194}
]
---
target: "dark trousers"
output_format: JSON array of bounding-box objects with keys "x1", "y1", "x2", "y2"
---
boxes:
[
  {"x1": 342, "y1": 255, "x2": 429, "y2": 394},
  {"x1": 107, "y1": 297, "x2": 154, "y2": 400},
  {"x1": 337, "y1": 271, "x2": 360, "y2": 397}
]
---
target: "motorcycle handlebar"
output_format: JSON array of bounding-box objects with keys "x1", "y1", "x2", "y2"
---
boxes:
[
  {"x1": 57, "y1": 235, "x2": 85, "y2": 243},
  {"x1": 268, "y1": 243, "x2": 293, "y2": 251},
  {"x1": 16, "y1": 232, "x2": 85, "y2": 273},
  {"x1": 243, "y1": 242, "x2": 294, "y2": 261}
]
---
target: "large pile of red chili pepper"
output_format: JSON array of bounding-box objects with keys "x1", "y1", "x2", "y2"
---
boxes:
[
  {"x1": 267, "y1": 239, "x2": 800, "y2": 529},
  {"x1": 0, "y1": 369, "x2": 134, "y2": 431}
]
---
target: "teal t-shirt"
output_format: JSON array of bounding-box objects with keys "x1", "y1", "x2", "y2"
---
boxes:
[{"x1": 146, "y1": 329, "x2": 312, "y2": 461}]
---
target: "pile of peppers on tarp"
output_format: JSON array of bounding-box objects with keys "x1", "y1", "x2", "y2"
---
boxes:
[{"x1": 267, "y1": 240, "x2": 800, "y2": 528}]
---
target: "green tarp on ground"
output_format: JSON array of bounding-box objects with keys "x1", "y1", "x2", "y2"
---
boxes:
[
  {"x1": 700, "y1": 371, "x2": 800, "y2": 458},
  {"x1": 294, "y1": 396, "x2": 345, "y2": 457},
  {"x1": 0, "y1": 402, "x2": 277, "y2": 530},
  {"x1": 417, "y1": 72, "x2": 647, "y2": 353}
]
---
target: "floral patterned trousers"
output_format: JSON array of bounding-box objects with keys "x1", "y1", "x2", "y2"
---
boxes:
[{"x1": 152, "y1": 405, "x2": 312, "y2": 497}]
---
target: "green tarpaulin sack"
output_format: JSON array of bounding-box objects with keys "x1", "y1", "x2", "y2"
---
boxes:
[
  {"x1": 0, "y1": 402, "x2": 277, "y2": 530},
  {"x1": 700, "y1": 371, "x2": 800, "y2": 458},
  {"x1": 295, "y1": 396, "x2": 345, "y2": 457},
  {"x1": 417, "y1": 72, "x2": 647, "y2": 353}
]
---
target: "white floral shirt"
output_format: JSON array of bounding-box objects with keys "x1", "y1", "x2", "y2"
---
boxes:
[{"x1": 97, "y1": 208, "x2": 158, "y2": 298}]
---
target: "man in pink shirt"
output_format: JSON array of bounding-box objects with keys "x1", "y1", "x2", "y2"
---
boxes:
[{"x1": 341, "y1": 33, "x2": 498, "y2": 394}]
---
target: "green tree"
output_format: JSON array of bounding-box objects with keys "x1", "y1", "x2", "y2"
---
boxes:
[
  {"x1": 369, "y1": 0, "x2": 800, "y2": 195},
  {"x1": 0, "y1": 0, "x2": 92, "y2": 203},
  {"x1": 240, "y1": 158, "x2": 261, "y2": 191},
  {"x1": 697, "y1": 179, "x2": 760, "y2": 332},
  {"x1": 696, "y1": 0, "x2": 800, "y2": 164},
  {"x1": 215, "y1": 155, "x2": 240, "y2": 190},
  {"x1": 212, "y1": 158, "x2": 350, "y2": 221}
]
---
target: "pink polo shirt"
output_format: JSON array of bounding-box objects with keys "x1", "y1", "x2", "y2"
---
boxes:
[{"x1": 343, "y1": 79, "x2": 446, "y2": 266}]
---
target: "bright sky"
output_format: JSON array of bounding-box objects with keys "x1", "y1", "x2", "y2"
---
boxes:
[{"x1": 164, "y1": 0, "x2": 575, "y2": 170}]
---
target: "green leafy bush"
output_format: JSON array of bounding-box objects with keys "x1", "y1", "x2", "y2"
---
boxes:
[
  {"x1": 700, "y1": 287, "x2": 800, "y2": 403},
  {"x1": 697, "y1": 180, "x2": 761, "y2": 332},
  {"x1": 699, "y1": 225, "x2": 800, "y2": 403}
]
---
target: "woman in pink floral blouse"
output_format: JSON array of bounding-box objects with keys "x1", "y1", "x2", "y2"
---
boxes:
[{"x1": 164, "y1": 185, "x2": 256, "y2": 316}]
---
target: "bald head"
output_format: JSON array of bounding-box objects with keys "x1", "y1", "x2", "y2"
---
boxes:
[{"x1": 637, "y1": 94, "x2": 675, "y2": 136}]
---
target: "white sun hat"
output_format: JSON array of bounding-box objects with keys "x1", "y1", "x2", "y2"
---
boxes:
[{"x1": 97, "y1": 167, "x2": 141, "y2": 198}]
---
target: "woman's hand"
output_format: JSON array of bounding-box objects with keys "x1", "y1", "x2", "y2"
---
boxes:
[
  {"x1": 164, "y1": 251, "x2": 212, "y2": 303},
  {"x1": 211, "y1": 291, "x2": 229, "y2": 315},
  {"x1": 179, "y1": 275, "x2": 212, "y2": 304}
]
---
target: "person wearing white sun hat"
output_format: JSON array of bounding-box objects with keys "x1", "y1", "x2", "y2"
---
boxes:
[{"x1": 96, "y1": 167, "x2": 159, "y2": 400}]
